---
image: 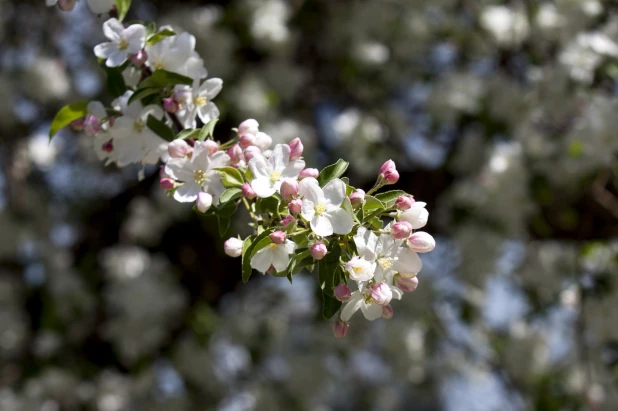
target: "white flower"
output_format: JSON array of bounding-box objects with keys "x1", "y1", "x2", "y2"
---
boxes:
[
  {"x1": 122, "y1": 66, "x2": 141, "y2": 89},
  {"x1": 250, "y1": 240, "x2": 296, "y2": 273},
  {"x1": 398, "y1": 201, "x2": 428, "y2": 229},
  {"x1": 145, "y1": 32, "x2": 207, "y2": 78},
  {"x1": 298, "y1": 177, "x2": 354, "y2": 237},
  {"x1": 341, "y1": 282, "x2": 402, "y2": 322},
  {"x1": 224, "y1": 238, "x2": 243, "y2": 258},
  {"x1": 249, "y1": 144, "x2": 305, "y2": 198},
  {"x1": 88, "y1": 0, "x2": 115, "y2": 14},
  {"x1": 191, "y1": 78, "x2": 223, "y2": 124},
  {"x1": 94, "y1": 18, "x2": 146, "y2": 67},
  {"x1": 108, "y1": 91, "x2": 168, "y2": 166},
  {"x1": 480, "y1": 6, "x2": 529, "y2": 48},
  {"x1": 345, "y1": 256, "x2": 376, "y2": 282},
  {"x1": 164, "y1": 141, "x2": 230, "y2": 203}
]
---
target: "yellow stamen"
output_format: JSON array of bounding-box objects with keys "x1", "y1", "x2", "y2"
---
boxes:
[
  {"x1": 352, "y1": 266, "x2": 363, "y2": 274},
  {"x1": 118, "y1": 38, "x2": 129, "y2": 50},
  {"x1": 378, "y1": 258, "x2": 393, "y2": 270},
  {"x1": 315, "y1": 203, "x2": 327, "y2": 215},
  {"x1": 268, "y1": 243, "x2": 277, "y2": 249},
  {"x1": 195, "y1": 96, "x2": 207, "y2": 107},
  {"x1": 193, "y1": 169, "x2": 207, "y2": 185},
  {"x1": 134, "y1": 119, "x2": 144, "y2": 132},
  {"x1": 270, "y1": 171, "x2": 281, "y2": 184}
]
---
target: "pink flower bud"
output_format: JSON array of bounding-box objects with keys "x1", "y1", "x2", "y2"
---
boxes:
[
  {"x1": 391, "y1": 221, "x2": 413, "y2": 239},
  {"x1": 396, "y1": 195, "x2": 415, "y2": 210},
  {"x1": 254, "y1": 132, "x2": 272, "y2": 151},
  {"x1": 288, "y1": 137, "x2": 304, "y2": 160},
  {"x1": 311, "y1": 241, "x2": 328, "y2": 260},
  {"x1": 269, "y1": 231, "x2": 286, "y2": 244},
  {"x1": 243, "y1": 146, "x2": 261, "y2": 162},
  {"x1": 203, "y1": 140, "x2": 219, "y2": 155},
  {"x1": 163, "y1": 97, "x2": 179, "y2": 114},
  {"x1": 379, "y1": 159, "x2": 396, "y2": 175},
  {"x1": 382, "y1": 304, "x2": 394, "y2": 319},
  {"x1": 58, "y1": 0, "x2": 76, "y2": 11},
  {"x1": 288, "y1": 199, "x2": 302, "y2": 214},
  {"x1": 160, "y1": 178, "x2": 174, "y2": 190},
  {"x1": 238, "y1": 119, "x2": 259, "y2": 136},
  {"x1": 196, "y1": 192, "x2": 213, "y2": 213},
  {"x1": 407, "y1": 232, "x2": 435, "y2": 253},
  {"x1": 394, "y1": 274, "x2": 419, "y2": 292},
  {"x1": 224, "y1": 237, "x2": 243, "y2": 257},
  {"x1": 239, "y1": 133, "x2": 256, "y2": 149},
  {"x1": 83, "y1": 115, "x2": 102, "y2": 136},
  {"x1": 334, "y1": 284, "x2": 351, "y2": 302},
  {"x1": 71, "y1": 119, "x2": 84, "y2": 131},
  {"x1": 280, "y1": 179, "x2": 299, "y2": 200},
  {"x1": 242, "y1": 183, "x2": 257, "y2": 199},
  {"x1": 130, "y1": 50, "x2": 148, "y2": 67},
  {"x1": 349, "y1": 189, "x2": 365, "y2": 208},
  {"x1": 168, "y1": 139, "x2": 192, "y2": 158},
  {"x1": 299, "y1": 168, "x2": 319, "y2": 180},
  {"x1": 333, "y1": 320, "x2": 349, "y2": 339},
  {"x1": 101, "y1": 141, "x2": 113, "y2": 153},
  {"x1": 227, "y1": 144, "x2": 243, "y2": 164},
  {"x1": 369, "y1": 282, "x2": 392, "y2": 306},
  {"x1": 383, "y1": 169, "x2": 399, "y2": 184},
  {"x1": 281, "y1": 215, "x2": 296, "y2": 227}
]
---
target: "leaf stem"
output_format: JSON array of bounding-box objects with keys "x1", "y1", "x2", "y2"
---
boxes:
[{"x1": 242, "y1": 197, "x2": 259, "y2": 224}]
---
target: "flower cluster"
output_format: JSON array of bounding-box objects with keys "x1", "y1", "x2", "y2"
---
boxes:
[{"x1": 49, "y1": 10, "x2": 435, "y2": 337}]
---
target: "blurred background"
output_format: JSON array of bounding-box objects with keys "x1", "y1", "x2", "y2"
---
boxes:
[{"x1": 1, "y1": 0, "x2": 618, "y2": 410}]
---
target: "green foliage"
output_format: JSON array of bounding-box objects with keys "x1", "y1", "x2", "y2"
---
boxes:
[
  {"x1": 317, "y1": 159, "x2": 349, "y2": 187},
  {"x1": 128, "y1": 87, "x2": 161, "y2": 106},
  {"x1": 146, "y1": 29, "x2": 175, "y2": 46},
  {"x1": 375, "y1": 190, "x2": 407, "y2": 208},
  {"x1": 218, "y1": 188, "x2": 243, "y2": 204},
  {"x1": 139, "y1": 70, "x2": 192, "y2": 89},
  {"x1": 106, "y1": 66, "x2": 128, "y2": 98},
  {"x1": 115, "y1": 0, "x2": 131, "y2": 21},
  {"x1": 146, "y1": 114, "x2": 175, "y2": 141},
  {"x1": 49, "y1": 102, "x2": 88, "y2": 140},
  {"x1": 241, "y1": 229, "x2": 275, "y2": 283},
  {"x1": 216, "y1": 167, "x2": 245, "y2": 188},
  {"x1": 199, "y1": 119, "x2": 218, "y2": 141}
]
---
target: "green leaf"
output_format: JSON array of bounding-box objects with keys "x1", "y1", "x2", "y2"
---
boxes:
[
  {"x1": 219, "y1": 187, "x2": 242, "y2": 204},
  {"x1": 241, "y1": 228, "x2": 274, "y2": 283},
  {"x1": 146, "y1": 21, "x2": 157, "y2": 36},
  {"x1": 216, "y1": 167, "x2": 245, "y2": 188},
  {"x1": 176, "y1": 128, "x2": 200, "y2": 140},
  {"x1": 115, "y1": 0, "x2": 131, "y2": 21},
  {"x1": 217, "y1": 216, "x2": 231, "y2": 237},
  {"x1": 139, "y1": 70, "x2": 192, "y2": 89},
  {"x1": 146, "y1": 115, "x2": 175, "y2": 141},
  {"x1": 363, "y1": 195, "x2": 385, "y2": 212},
  {"x1": 199, "y1": 119, "x2": 218, "y2": 141},
  {"x1": 146, "y1": 29, "x2": 176, "y2": 46},
  {"x1": 318, "y1": 242, "x2": 342, "y2": 296},
  {"x1": 341, "y1": 197, "x2": 359, "y2": 224},
  {"x1": 367, "y1": 216, "x2": 383, "y2": 229},
  {"x1": 375, "y1": 190, "x2": 407, "y2": 208},
  {"x1": 317, "y1": 159, "x2": 349, "y2": 187},
  {"x1": 215, "y1": 200, "x2": 237, "y2": 217},
  {"x1": 128, "y1": 87, "x2": 161, "y2": 106},
  {"x1": 256, "y1": 196, "x2": 281, "y2": 218},
  {"x1": 240, "y1": 236, "x2": 254, "y2": 282},
  {"x1": 49, "y1": 102, "x2": 88, "y2": 140},
  {"x1": 321, "y1": 292, "x2": 342, "y2": 320},
  {"x1": 106, "y1": 67, "x2": 127, "y2": 98}
]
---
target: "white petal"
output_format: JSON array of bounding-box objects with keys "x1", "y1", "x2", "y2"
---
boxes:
[
  {"x1": 299, "y1": 178, "x2": 324, "y2": 204},
  {"x1": 272, "y1": 247, "x2": 291, "y2": 272},
  {"x1": 106, "y1": 50, "x2": 128, "y2": 67},
  {"x1": 103, "y1": 18, "x2": 124, "y2": 42},
  {"x1": 251, "y1": 248, "x2": 273, "y2": 273},
  {"x1": 389, "y1": 286, "x2": 403, "y2": 300},
  {"x1": 311, "y1": 215, "x2": 333, "y2": 237},
  {"x1": 124, "y1": 24, "x2": 146, "y2": 52},
  {"x1": 361, "y1": 302, "x2": 383, "y2": 321},
  {"x1": 341, "y1": 292, "x2": 363, "y2": 321},
  {"x1": 200, "y1": 78, "x2": 223, "y2": 98},
  {"x1": 301, "y1": 199, "x2": 315, "y2": 221},
  {"x1": 281, "y1": 239, "x2": 297, "y2": 254},
  {"x1": 326, "y1": 208, "x2": 354, "y2": 235},
  {"x1": 94, "y1": 42, "x2": 117, "y2": 59},
  {"x1": 272, "y1": 144, "x2": 290, "y2": 172},
  {"x1": 87, "y1": 101, "x2": 107, "y2": 119},
  {"x1": 249, "y1": 155, "x2": 271, "y2": 179},
  {"x1": 207, "y1": 151, "x2": 231, "y2": 170},
  {"x1": 354, "y1": 227, "x2": 378, "y2": 261},
  {"x1": 281, "y1": 159, "x2": 305, "y2": 179},
  {"x1": 204, "y1": 172, "x2": 226, "y2": 204},
  {"x1": 393, "y1": 248, "x2": 423, "y2": 275},
  {"x1": 399, "y1": 204, "x2": 429, "y2": 229},
  {"x1": 251, "y1": 177, "x2": 276, "y2": 198},
  {"x1": 173, "y1": 181, "x2": 201, "y2": 202},
  {"x1": 322, "y1": 178, "x2": 346, "y2": 207},
  {"x1": 197, "y1": 102, "x2": 219, "y2": 124}
]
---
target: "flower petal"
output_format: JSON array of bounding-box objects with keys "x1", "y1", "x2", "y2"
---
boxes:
[
  {"x1": 361, "y1": 302, "x2": 383, "y2": 321},
  {"x1": 251, "y1": 177, "x2": 276, "y2": 198},
  {"x1": 299, "y1": 177, "x2": 324, "y2": 204},
  {"x1": 341, "y1": 292, "x2": 363, "y2": 322},
  {"x1": 173, "y1": 181, "x2": 201, "y2": 203},
  {"x1": 251, "y1": 248, "x2": 273, "y2": 273},
  {"x1": 272, "y1": 144, "x2": 290, "y2": 172},
  {"x1": 311, "y1": 215, "x2": 333, "y2": 237},
  {"x1": 393, "y1": 248, "x2": 423, "y2": 275},
  {"x1": 327, "y1": 208, "x2": 354, "y2": 235},
  {"x1": 124, "y1": 24, "x2": 146, "y2": 52},
  {"x1": 281, "y1": 159, "x2": 305, "y2": 179},
  {"x1": 207, "y1": 151, "x2": 231, "y2": 171},
  {"x1": 272, "y1": 247, "x2": 291, "y2": 272},
  {"x1": 301, "y1": 199, "x2": 315, "y2": 221},
  {"x1": 200, "y1": 78, "x2": 223, "y2": 98},
  {"x1": 94, "y1": 42, "x2": 117, "y2": 59},
  {"x1": 106, "y1": 50, "x2": 128, "y2": 67},
  {"x1": 197, "y1": 102, "x2": 220, "y2": 124},
  {"x1": 322, "y1": 178, "x2": 346, "y2": 207},
  {"x1": 249, "y1": 155, "x2": 271, "y2": 179},
  {"x1": 103, "y1": 18, "x2": 124, "y2": 42}
]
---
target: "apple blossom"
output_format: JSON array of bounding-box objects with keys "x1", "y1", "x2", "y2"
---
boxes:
[
  {"x1": 254, "y1": 132, "x2": 273, "y2": 151},
  {"x1": 299, "y1": 177, "x2": 354, "y2": 237},
  {"x1": 349, "y1": 189, "x2": 365, "y2": 208},
  {"x1": 288, "y1": 199, "x2": 302, "y2": 214},
  {"x1": 196, "y1": 192, "x2": 213, "y2": 213},
  {"x1": 382, "y1": 305, "x2": 394, "y2": 319},
  {"x1": 299, "y1": 168, "x2": 319, "y2": 179},
  {"x1": 310, "y1": 241, "x2": 328, "y2": 260},
  {"x1": 281, "y1": 215, "x2": 296, "y2": 227},
  {"x1": 239, "y1": 134, "x2": 256, "y2": 148},
  {"x1": 407, "y1": 231, "x2": 436, "y2": 253},
  {"x1": 280, "y1": 179, "x2": 299, "y2": 200},
  {"x1": 130, "y1": 50, "x2": 148, "y2": 67},
  {"x1": 250, "y1": 239, "x2": 296, "y2": 273},
  {"x1": 243, "y1": 146, "x2": 261, "y2": 162},
  {"x1": 399, "y1": 201, "x2": 429, "y2": 229},
  {"x1": 334, "y1": 284, "x2": 352, "y2": 302},
  {"x1": 242, "y1": 183, "x2": 257, "y2": 199},
  {"x1": 224, "y1": 238, "x2": 243, "y2": 258},
  {"x1": 238, "y1": 119, "x2": 259, "y2": 135},
  {"x1": 160, "y1": 178, "x2": 174, "y2": 190},
  {"x1": 168, "y1": 139, "x2": 192, "y2": 158},
  {"x1": 396, "y1": 195, "x2": 415, "y2": 210},
  {"x1": 345, "y1": 256, "x2": 376, "y2": 281},
  {"x1": 248, "y1": 144, "x2": 305, "y2": 198},
  {"x1": 333, "y1": 320, "x2": 349, "y2": 338},
  {"x1": 288, "y1": 138, "x2": 303, "y2": 160},
  {"x1": 391, "y1": 221, "x2": 413, "y2": 239},
  {"x1": 163, "y1": 98, "x2": 179, "y2": 114},
  {"x1": 94, "y1": 19, "x2": 146, "y2": 68},
  {"x1": 370, "y1": 282, "x2": 393, "y2": 306},
  {"x1": 394, "y1": 275, "x2": 419, "y2": 292},
  {"x1": 269, "y1": 231, "x2": 286, "y2": 244}
]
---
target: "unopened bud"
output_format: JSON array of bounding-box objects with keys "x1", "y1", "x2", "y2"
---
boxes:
[
  {"x1": 196, "y1": 192, "x2": 213, "y2": 213},
  {"x1": 333, "y1": 320, "x2": 349, "y2": 339},
  {"x1": 238, "y1": 119, "x2": 259, "y2": 136},
  {"x1": 310, "y1": 241, "x2": 328, "y2": 260},
  {"x1": 168, "y1": 139, "x2": 192, "y2": 158},
  {"x1": 269, "y1": 231, "x2": 286, "y2": 244},
  {"x1": 254, "y1": 132, "x2": 272, "y2": 151},
  {"x1": 227, "y1": 144, "x2": 243, "y2": 164},
  {"x1": 239, "y1": 133, "x2": 256, "y2": 149},
  {"x1": 349, "y1": 189, "x2": 365, "y2": 208},
  {"x1": 382, "y1": 304, "x2": 394, "y2": 319},
  {"x1": 160, "y1": 178, "x2": 174, "y2": 190},
  {"x1": 58, "y1": 0, "x2": 76, "y2": 11},
  {"x1": 394, "y1": 274, "x2": 419, "y2": 292},
  {"x1": 383, "y1": 169, "x2": 399, "y2": 184},
  {"x1": 280, "y1": 179, "x2": 299, "y2": 200},
  {"x1": 281, "y1": 215, "x2": 296, "y2": 227},
  {"x1": 71, "y1": 118, "x2": 84, "y2": 131},
  {"x1": 369, "y1": 282, "x2": 392, "y2": 306},
  {"x1": 163, "y1": 97, "x2": 179, "y2": 114},
  {"x1": 130, "y1": 50, "x2": 148, "y2": 67},
  {"x1": 391, "y1": 221, "x2": 413, "y2": 240},
  {"x1": 84, "y1": 115, "x2": 102, "y2": 136},
  {"x1": 203, "y1": 140, "x2": 219, "y2": 155},
  {"x1": 224, "y1": 237, "x2": 243, "y2": 257},
  {"x1": 379, "y1": 159, "x2": 396, "y2": 175},
  {"x1": 407, "y1": 231, "x2": 435, "y2": 253},
  {"x1": 396, "y1": 195, "x2": 415, "y2": 210},
  {"x1": 243, "y1": 146, "x2": 261, "y2": 162},
  {"x1": 288, "y1": 137, "x2": 304, "y2": 160},
  {"x1": 242, "y1": 183, "x2": 257, "y2": 199},
  {"x1": 299, "y1": 168, "x2": 319, "y2": 180},
  {"x1": 288, "y1": 199, "x2": 302, "y2": 214},
  {"x1": 334, "y1": 284, "x2": 351, "y2": 302}
]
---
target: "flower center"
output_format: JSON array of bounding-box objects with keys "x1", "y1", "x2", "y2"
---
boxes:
[
  {"x1": 194, "y1": 96, "x2": 207, "y2": 107},
  {"x1": 118, "y1": 38, "x2": 129, "y2": 50},
  {"x1": 378, "y1": 257, "x2": 393, "y2": 270},
  {"x1": 153, "y1": 62, "x2": 164, "y2": 70},
  {"x1": 134, "y1": 119, "x2": 144, "y2": 132},
  {"x1": 270, "y1": 171, "x2": 281, "y2": 184},
  {"x1": 193, "y1": 169, "x2": 207, "y2": 185},
  {"x1": 352, "y1": 266, "x2": 363, "y2": 274},
  {"x1": 315, "y1": 203, "x2": 327, "y2": 215},
  {"x1": 364, "y1": 292, "x2": 374, "y2": 304},
  {"x1": 268, "y1": 243, "x2": 277, "y2": 250}
]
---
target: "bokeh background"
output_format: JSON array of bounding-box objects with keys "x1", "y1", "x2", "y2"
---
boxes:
[{"x1": 2, "y1": 0, "x2": 618, "y2": 410}]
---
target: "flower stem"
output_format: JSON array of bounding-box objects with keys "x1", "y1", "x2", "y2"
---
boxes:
[{"x1": 241, "y1": 197, "x2": 259, "y2": 224}]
